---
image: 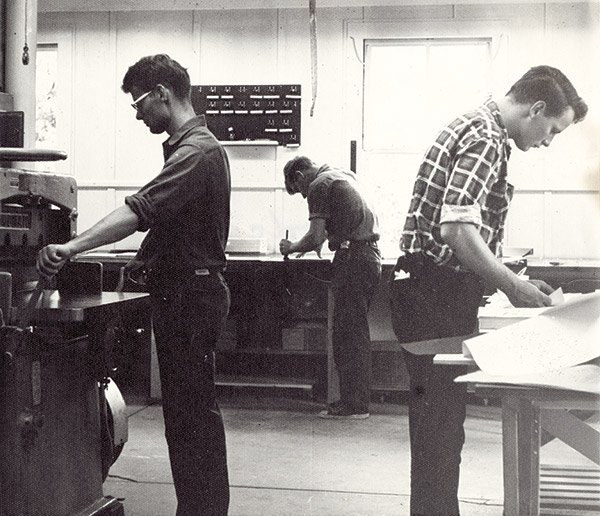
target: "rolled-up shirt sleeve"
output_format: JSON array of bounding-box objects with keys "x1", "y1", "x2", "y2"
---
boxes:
[
  {"x1": 125, "y1": 144, "x2": 207, "y2": 232},
  {"x1": 440, "y1": 204, "x2": 482, "y2": 226},
  {"x1": 440, "y1": 137, "x2": 500, "y2": 227}
]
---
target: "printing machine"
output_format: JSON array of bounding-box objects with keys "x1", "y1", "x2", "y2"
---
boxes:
[{"x1": 0, "y1": 155, "x2": 148, "y2": 515}]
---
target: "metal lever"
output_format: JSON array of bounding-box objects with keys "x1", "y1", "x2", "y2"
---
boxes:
[{"x1": 115, "y1": 267, "x2": 126, "y2": 293}]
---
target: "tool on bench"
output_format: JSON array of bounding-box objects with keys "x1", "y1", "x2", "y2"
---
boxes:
[{"x1": 284, "y1": 229, "x2": 290, "y2": 261}]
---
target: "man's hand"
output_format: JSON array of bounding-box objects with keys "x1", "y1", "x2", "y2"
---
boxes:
[
  {"x1": 279, "y1": 239, "x2": 323, "y2": 259},
  {"x1": 312, "y1": 242, "x2": 323, "y2": 259},
  {"x1": 37, "y1": 244, "x2": 72, "y2": 278},
  {"x1": 294, "y1": 243, "x2": 323, "y2": 259},
  {"x1": 280, "y1": 219, "x2": 327, "y2": 259},
  {"x1": 279, "y1": 238, "x2": 293, "y2": 256},
  {"x1": 528, "y1": 279, "x2": 555, "y2": 295},
  {"x1": 504, "y1": 278, "x2": 553, "y2": 308},
  {"x1": 440, "y1": 222, "x2": 554, "y2": 308}
]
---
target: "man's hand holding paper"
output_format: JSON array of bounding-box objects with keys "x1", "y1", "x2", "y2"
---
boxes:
[{"x1": 505, "y1": 277, "x2": 554, "y2": 307}]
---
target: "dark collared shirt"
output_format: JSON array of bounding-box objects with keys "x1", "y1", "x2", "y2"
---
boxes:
[
  {"x1": 401, "y1": 99, "x2": 514, "y2": 268},
  {"x1": 125, "y1": 115, "x2": 231, "y2": 273}
]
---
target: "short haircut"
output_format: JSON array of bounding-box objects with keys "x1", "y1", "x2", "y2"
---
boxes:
[
  {"x1": 283, "y1": 156, "x2": 315, "y2": 195},
  {"x1": 122, "y1": 54, "x2": 191, "y2": 100},
  {"x1": 507, "y1": 65, "x2": 588, "y2": 123}
]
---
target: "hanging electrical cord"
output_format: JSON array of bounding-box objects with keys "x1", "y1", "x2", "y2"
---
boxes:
[
  {"x1": 22, "y1": 0, "x2": 30, "y2": 65},
  {"x1": 309, "y1": 0, "x2": 317, "y2": 116}
]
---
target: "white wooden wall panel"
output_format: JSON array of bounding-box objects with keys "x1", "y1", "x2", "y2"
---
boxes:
[
  {"x1": 505, "y1": 192, "x2": 548, "y2": 258},
  {"x1": 113, "y1": 11, "x2": 196, "y2": 186},
  {"x1": 195, "y1": 10, "x2": 280, "y2": 85},
  {"x1": 36, "y1": 3, "x2": 600, "y2": 260},
  {"x1": 549, "y1": 192, "x2": 600, "y2": 259}
]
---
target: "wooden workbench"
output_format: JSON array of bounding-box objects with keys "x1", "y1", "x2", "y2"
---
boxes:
[
  {"x1": 436, "y1": 290, "x2": 600, "y2": 516},
  {"x1": 75, "y1": 251, "x2": 600, "y2": 400},
  {"x1": 473, "y1": 383, "x2": 600, "y2": 516}
]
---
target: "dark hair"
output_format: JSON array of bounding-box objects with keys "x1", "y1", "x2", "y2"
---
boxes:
[
  {"x1": 283, "y1": 156, "x2": 314, "y2": 194},
  {"x1": 122, "y1": 54, "x2": 191, "y2": 100},
  {"x1": 507, "y1": 65, "x2": 588, "y2": 123}
]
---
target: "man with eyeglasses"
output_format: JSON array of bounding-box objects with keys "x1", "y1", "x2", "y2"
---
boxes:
[{"x1": 37, "y1": 54, "x2": 232, "y2": 516}]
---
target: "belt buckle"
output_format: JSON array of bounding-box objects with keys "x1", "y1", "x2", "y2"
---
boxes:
[{"x1": 194, "y1": 268, "x2": 210, "y2": 276}]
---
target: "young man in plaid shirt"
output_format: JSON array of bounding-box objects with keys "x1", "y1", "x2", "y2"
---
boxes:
[{"x1": 390, "y1": 65, "x2": 588, "y2": 516}]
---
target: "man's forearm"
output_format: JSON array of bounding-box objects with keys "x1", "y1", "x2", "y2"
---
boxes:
[
  {"x1": 291, "y1": 232, "x2": 324, "y2": 254},
  {"x1": 440, "y1": 221, "x2": 552, "y2": 307},
  {"x1": 440, "y1": 222, "x2": 516, "y2": 292},
  {"x1": 65, "y1": 205, "x2": 140, "y2": 257},
  {"x1": 289, "y1": 217, "x2": 327, "y2": 254}
]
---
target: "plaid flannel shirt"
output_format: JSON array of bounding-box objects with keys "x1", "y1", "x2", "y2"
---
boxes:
[{"x1": 401, "y1": 99, "x2": 514, "y2": 269}]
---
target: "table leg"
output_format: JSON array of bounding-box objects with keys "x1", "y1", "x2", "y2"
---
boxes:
[
  {"x1": 503, "y1": 396, "x2": 520, "y2": 515},
  {"x1": 327, "y1": 286, "x2": 340, "y2": 404},
  {"x1": 517, "y1": 397, "x2": 542, "y2": 516}
]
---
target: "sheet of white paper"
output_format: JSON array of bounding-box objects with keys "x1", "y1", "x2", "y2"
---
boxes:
[
  {"x1": 455, "y1": 363, "x2": 600, "y2": 395},
  {"x1": 549, "y1": 287, "x2": 565, "y2": 306},
  {"x1": 477, "y1": 288, "x2": 567, "y2": 331},
  {"x1": 463, "y1": 291, "x2": 600, "y2": 376}
]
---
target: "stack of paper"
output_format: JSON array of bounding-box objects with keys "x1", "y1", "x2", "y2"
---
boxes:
[
  {"x1": 478, "y1": 288, "x2": 566, "y2": 330},
  {"x1": 456, "y1": 292, "x2": 600, "y2": 394}
]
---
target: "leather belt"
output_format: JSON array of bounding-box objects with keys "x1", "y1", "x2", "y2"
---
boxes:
[
  {"x1": 348, "y1": 239, "x2": 378, "y2": 249},
  {"x1": 148, "y1": 266, "x2": 222, "y2": 284}
]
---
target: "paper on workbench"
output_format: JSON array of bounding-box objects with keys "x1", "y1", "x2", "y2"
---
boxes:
[
  {"x1": 463, "y1": 291, "x2": 600, "y2": 376},
  {"x1": 482, "y1": 287, "x2": 564, "y2": 314},
  {"x1": 477, "y1": 288, "x2": 567, "y2": 330},
  {"x1": 455, "y1": 362, "x2": 600, "y2": 394},
  {"x1": 549, "y1": 287, "x2": 565, "y2": 305}
]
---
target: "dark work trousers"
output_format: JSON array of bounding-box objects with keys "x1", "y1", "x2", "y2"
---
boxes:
[
  {"x1": 150, "y1": 270, "x2": 231, "y2": 516},
  {"x1": 390, "y1": 256, "x2": 483, "y2": 516},
  {"x1": 331, "y1": 242, "x2": 382, "y2": 413}
]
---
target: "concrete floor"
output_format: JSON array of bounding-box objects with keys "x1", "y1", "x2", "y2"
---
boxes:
[{"x1": 103, "y1": 393, "x2": 596, "y2": 516}]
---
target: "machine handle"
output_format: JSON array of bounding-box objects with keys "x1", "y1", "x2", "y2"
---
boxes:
[
  {"x1": 115, "y1": 267, "x2": 126, "y2": 293},
  {"x1": 0, "y1": 148, "x2": 68, "y2": 161}
]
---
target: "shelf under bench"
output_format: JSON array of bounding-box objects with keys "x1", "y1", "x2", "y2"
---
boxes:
[{"x1": 215, "y1": 374, "x2": 318, "y2": 394}]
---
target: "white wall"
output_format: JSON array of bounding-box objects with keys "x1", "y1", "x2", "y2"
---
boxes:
[{"x1": 37, "y1": 2, "x2": 600, "y2": 259}]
